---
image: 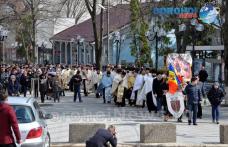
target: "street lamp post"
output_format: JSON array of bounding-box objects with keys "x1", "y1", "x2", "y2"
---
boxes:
[
  {"x1": 107, "y1": 0, "x2": 110, "y2": 64},
  {"x1": 146, "y1": 26, "x2": 166, "y2": 72},
  {"x1": 113, "y1": 31, "x2": 125, "y2": 65},
  {"x1": 98, "y1": 2, "x2": 110, "y2": 63},
  {"x1": 0, "y1": 25, "x2": 8, "y2": 64},
  {"x1": 71, "y1": 36, "x2": 84, "y2": 66},
  {"x1": 155, "y1": 32, "x2": 159, "y2": 72},
  {"x1": 41, "y1": 41, "x2": 47, "y2": 65},
  {"x1": 179, "y1": 19, "x2": 204, "y2": 75}
]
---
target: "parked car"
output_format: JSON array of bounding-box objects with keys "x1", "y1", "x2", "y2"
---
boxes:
[{"x1": 8, "y1": 97, "x2": 52, "y2": 147}]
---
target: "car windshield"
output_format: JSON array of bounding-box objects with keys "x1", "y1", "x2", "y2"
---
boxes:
[{"x1": 12, "y1": 105, "x2": 35, "y2": 123}]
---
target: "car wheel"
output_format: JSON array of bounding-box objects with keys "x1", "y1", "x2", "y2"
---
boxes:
[{"x1": 44, "y1": 132, "x2": 51, "y2": 147}]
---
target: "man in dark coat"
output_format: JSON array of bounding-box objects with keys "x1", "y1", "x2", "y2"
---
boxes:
[
  {"x1": 86, "y1": 125, "x2": 117, "y2": 147},
  {"x1": 39, "y1": 74, "x2": 48, "y2": 103},
  {"x1": 198, "y1": 65, "x2": 208, "y2": 119},
  {"x1": 185, "y1": 77, "x2": 201, "y2": 125},
  {"x1": 198, "y1": 66, "x2": 208, "y2": 83},
  {"x1": 153, "y1": 74, "x2": 164, "y2": 114},
  {"x1": 20, "y1": 71, "x2": 30, "y2": 97},
  {"x1": 0, "y1": 93, "x2": 21, "y2": 147},
  {"x1": 69, "y1": 70, "x2": 83, "y2": 102},
  {"x1": 207, "y1": 82, "x2": 224, "y2": 124}
]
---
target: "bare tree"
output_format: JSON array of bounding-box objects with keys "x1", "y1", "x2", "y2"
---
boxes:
[
  {"x1": 16, "y1": 0, "x2": 58, "y2": 63},
  {"x1": 0, "y1": 0, "x2": 25, "y2": 23},
  {"x1": 58, "y1": 0, "x2": 87, "y2": 24},
  {"x1": 84, "y1": 0, "x2": 105, "y2": 69}
]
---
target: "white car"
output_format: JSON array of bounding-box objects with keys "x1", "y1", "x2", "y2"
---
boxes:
[{"x1": 8, "y1": 97, "x2": 52, "y2": 147}]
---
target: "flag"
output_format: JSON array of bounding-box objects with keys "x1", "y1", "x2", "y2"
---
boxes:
[{"x1": 168, "y1": 64, "x2": 181, "y2": 94}]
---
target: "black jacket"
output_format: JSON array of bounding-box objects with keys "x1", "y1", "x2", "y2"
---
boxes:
[
  {"x1": 20, "y1": 74, "x2": 30, "y2": 87},
  {"x1": 69, "y1": 74, "x2": 82, "y2": 91},
  {"x1": 40, "y1": 79, "x2": 48, "y2": 93},
  {"x1": 185, "y1": 84, "x2": 201, "y2": 105},
  {"x1": 198, "y1": 70, "x2": 208, "y2": 82},
  {"x1": 207, "y1": 87, "x2": 224, "y2": 106},
  {"x1": 153, "y1": 78, "x2": 168, "y2": 97},
  {"x1": 86, "y1": 129, "x2": 117, "y2": 147}
]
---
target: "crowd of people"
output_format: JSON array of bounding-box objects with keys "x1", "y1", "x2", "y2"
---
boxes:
[{"x1": 0, "y1": 64, "x2": 226, "y2": 125}]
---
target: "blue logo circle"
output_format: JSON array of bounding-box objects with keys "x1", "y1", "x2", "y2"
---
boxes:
[{"x1": 199, "y1": 4, "x2": 219, "y2": 24}]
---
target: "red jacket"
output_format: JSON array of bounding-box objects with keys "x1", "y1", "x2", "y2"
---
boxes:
[{"x1": 0, "y1": 102, "x2": 21, "y2": 144}]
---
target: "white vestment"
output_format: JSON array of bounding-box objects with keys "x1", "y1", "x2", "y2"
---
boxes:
[
  {"x1": 130, "y1": 74, "x2": 144, "y2": 100},
  {"x1": 111, "y1": 74, "x2": 122, "y2": 95},
  {"x1": 86, "y1": 70, "x2": 93, "y2": 92},
  {"x1": 137, "y1": 75, "x2": 157, "y2": 106}
]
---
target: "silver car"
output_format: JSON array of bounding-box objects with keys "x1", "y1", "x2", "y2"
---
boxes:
[{"x1": 8, "y1": 97, "x2": 52, "y2": 147}]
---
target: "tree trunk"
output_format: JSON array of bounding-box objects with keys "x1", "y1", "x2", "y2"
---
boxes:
[
  {"x1": 31, "y1": 0, "x2": 36, "y2": 64},
  {"x1": 97, "y1": 0, "x2": 105, "y2": 69},
  {"x1": 173, "y1": 0, "x2": 183, "y2": 53},
  {"x1": 31, "y1": 17, "x2": 36, "y2": 64},
  {"x1": 84, "y1": 0, "x2": 104, "y2": 70},
  {"x1": 175, "y1": 30, "x2": 182, "y2": 53}
]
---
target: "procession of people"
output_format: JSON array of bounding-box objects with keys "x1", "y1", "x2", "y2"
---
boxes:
[{"x1": 0, "y1": 59, "x2": 226, "y2": 125}]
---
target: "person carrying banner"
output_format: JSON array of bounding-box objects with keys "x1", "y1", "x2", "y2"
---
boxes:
[
  {"x1": 166, "y1": 54, "x2": 191, "y2": 122},
  {"x1": 161, "y1": 74, "x2": 171, "y2": 121}
]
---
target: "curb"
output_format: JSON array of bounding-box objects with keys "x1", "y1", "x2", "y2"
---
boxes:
[{"x1": 51, "y1": 143, "x2": 228, "y2": 147}]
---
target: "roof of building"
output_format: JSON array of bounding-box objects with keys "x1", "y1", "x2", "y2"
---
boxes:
[{"x1": 50, "y1": 3, "x2": 152, "y2": 43}]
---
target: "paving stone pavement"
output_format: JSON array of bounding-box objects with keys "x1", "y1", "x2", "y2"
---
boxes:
[{"x1": 38, "y1": 92, "x2": 228, "y2": 144}]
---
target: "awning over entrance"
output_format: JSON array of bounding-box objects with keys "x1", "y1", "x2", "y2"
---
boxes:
[{"x1": 186, "y1": 45, "x2": 224, "y2": 51}]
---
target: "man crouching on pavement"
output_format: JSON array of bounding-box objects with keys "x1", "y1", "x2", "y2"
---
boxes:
[{"x1": 86, "y1": 125, "x2": 117, "y2": 147}]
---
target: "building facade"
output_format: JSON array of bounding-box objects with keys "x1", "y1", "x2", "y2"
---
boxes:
[{"x1": 50, "y1": 3, "x2": 156, "y2": 66}]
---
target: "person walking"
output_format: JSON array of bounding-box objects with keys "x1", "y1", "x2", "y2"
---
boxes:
[
  {"x1": 127, "y1": 70, "x2": 136, "y2": 106},
  {"x1": 207, "y1": 82, "x2": 224, "y2": 124},
  {"x1": 0, "y1": 67, "x2": 9, "y2": 92},
  {"x1": 53, "y1": 74, "x2": 62, "y2": 103},
  {"x1": 39, "y1": 74, "x2": 48, "y2": 103},
  {"x1": 8, "y1": 75, "x2": 20, "y2": 96},
  {"x1": 20, "y1": 71, "x2": 30, "y2": 97},
  {"x1": 198, "y1": 65, "x2": 208, "y2": 96},
  {"x1": 153, "y1": 74, "x2": 164, "y2": 115},
  {"x1": 81, "y1": 67, "x2": 88, "y2": 96},
  {"x1": 92, "y1": 69, "x2": 102, "y2": 98},
  {"x1": 185, "y1": 77, "x2": 201, "y2": 125},
  {"x1": 198, "y1": 65, "x2": 208, "y2": 118},
  {"x1": 116, "y1": 71, "x2": 127, "y2": 107},
  {"x1": 0, "y1": 93, "x2": 21, "y2": 147},
  {"x1": 101, "y1": 71, "x2": 113, "y2": 104},
  {"x1": 86, "y1": 125, "x2": 117, "y2": 147},
  {"x1": 70, "y1": 71, "x2": 83, "y2": 103}
]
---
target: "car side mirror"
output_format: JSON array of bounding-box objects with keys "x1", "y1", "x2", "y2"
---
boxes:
[{"x1": 44, "y1": 113, "x2": 53, "y2": 119}]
